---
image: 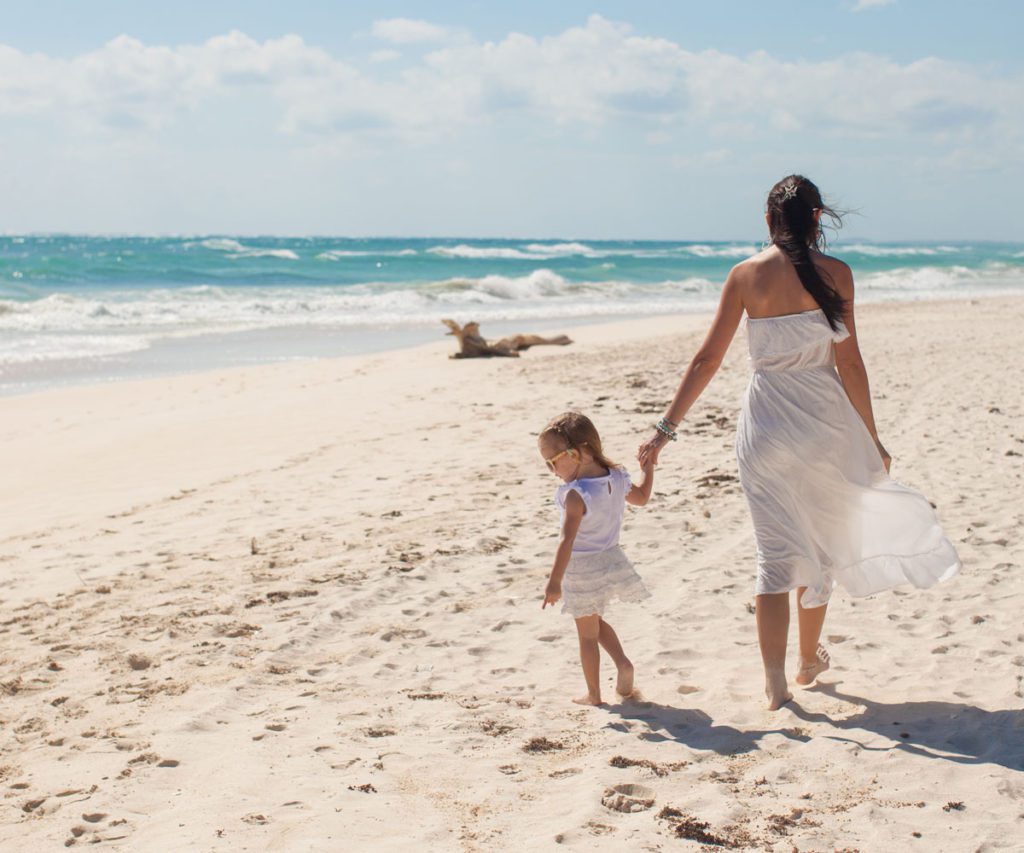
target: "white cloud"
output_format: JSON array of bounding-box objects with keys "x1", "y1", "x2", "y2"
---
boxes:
[
  {"x1": 0, "y1": 30, "x2": 345, "y2": 130},
  {"x1": 371, "y1": 18, "x2": 450, "y2": 44},
  {"x1": 679, "y1": 50, "x2": 1012, "y2": 141},
  {"x1": 852, "y1": 0, "x2": 896, "y2": 10},
  {"x1": 1, "y1": 15, "x2": 1020, "y2": 238},
  {"x1": 0, "y1": 15, "x2": 1018, "y2": 151},
  {"x1": 370, "y1": 49, "x2": 401, "y2": 63}
]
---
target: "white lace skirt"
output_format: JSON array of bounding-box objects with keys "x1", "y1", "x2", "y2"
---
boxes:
[{"x1": 561, "y1": 545, "x2": 650, "y2": 618}]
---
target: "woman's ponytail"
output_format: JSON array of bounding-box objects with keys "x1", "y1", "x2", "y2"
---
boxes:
[{"x1": 766, "y1": 175, "x2": 846, "y2": 330}]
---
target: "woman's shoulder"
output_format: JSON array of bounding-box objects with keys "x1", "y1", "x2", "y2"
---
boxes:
[
  {"x1": 812, "y1": 249, "x2": 852, "y2": 275},
  {"x1": 731, "y1": 246, "x2": 775, "y2": 275},
  {"x1": 812, "y1": 251, "x2": 854, "y2": 293}
]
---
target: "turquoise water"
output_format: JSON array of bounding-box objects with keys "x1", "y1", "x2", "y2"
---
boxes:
[{"x1": 1, "y1": 235, "x2": 1022, "y2": 393}]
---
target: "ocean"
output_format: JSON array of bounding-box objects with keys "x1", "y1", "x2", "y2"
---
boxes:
[{"x1": 2, "y1": 235, "x2": 1022, "y2": 395}]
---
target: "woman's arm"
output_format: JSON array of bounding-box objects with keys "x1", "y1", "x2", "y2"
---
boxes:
[
  {"x1": 638, "y1": 268, "x2": 745, "y2": 466},
  {"x1": 832, "y1": 264, "x2": 891, "y2": 472},
  {"x1": 542, "y1": 491, "x2": 584, "y2": 608}
]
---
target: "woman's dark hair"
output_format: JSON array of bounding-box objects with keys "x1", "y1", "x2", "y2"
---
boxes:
[{"x1": 766, "y1": 175, "x2": 845, "y2": 330}]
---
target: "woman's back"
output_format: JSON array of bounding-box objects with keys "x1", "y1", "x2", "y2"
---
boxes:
[{"x1": 738, "y1": 246, "x2": 850, "y2": 320}]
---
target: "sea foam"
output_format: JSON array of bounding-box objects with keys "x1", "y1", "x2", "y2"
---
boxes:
[{"x1": 2, "y1": 236, "x2": 1020, "y2": 376}]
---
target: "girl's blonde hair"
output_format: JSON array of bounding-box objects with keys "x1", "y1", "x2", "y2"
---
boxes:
[{"x1": 539, "y1": 411, "x2": 618, "y2": 470}]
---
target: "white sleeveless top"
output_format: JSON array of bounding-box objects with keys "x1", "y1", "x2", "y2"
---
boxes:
[{"x1": 555, "y1": 467, "x2": 631, "y2": 554}]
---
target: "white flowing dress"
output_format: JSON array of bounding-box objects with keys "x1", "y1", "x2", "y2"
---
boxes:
[{"x1": 735, "y1": 309, "x2": 960, "y2": 607}]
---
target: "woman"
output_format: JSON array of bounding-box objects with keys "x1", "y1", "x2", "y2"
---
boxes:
[{"x1": 638, "y1": 175, "x2": 961, "y2": 709}]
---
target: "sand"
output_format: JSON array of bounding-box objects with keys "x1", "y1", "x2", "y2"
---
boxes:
[{"x1": 1, "y1": 297, "x2": 1022, "y2": 851}]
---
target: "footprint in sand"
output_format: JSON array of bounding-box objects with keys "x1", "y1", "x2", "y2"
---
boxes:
[
  {"x1": 601, "y1": 783, "x2": 656, "y2": 813},
  {"x1": 677, "y1": 685, "x2": 699, "y2": 695},
  {"x1": 67, "y1": 817, "x2": 131, "y2": 847}
]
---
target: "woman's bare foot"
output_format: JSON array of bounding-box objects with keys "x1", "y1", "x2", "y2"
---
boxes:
[
  {"x1": 764, "y1": 667, "x2": 793, "y2": 710},
  {"x1": 795, "y1": 644, "x2": 830, "y2": 687},
  {"x1": 615, "y1": 661, "x2": 635, "y2": 697},
  {"x1": 572, "y1": 693, "x2": 603, "y2": 706}
]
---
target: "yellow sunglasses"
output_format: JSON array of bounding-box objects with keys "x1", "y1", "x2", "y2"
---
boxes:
[{"x1": 544, "y1": 448, "x2": 574, "y2": 471}]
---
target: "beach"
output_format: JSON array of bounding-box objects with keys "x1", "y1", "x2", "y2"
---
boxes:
[{"x1": 2, "y1": 295, "x2": 1022, "y2": 850}]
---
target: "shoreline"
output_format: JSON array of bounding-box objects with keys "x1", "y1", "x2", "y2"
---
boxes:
[
  {"x1": 3, "y1": 290, "x2": 1021, "y2": 399},
  {"x1": 0, "y1": 310, "x2": 712, "y2": 399},
  {"x1": 2, "y1": 292, "x2": 1015, "y2": 541},
  {"x1": 0, "y1": 307, "x2": 724, "y2": 397}
]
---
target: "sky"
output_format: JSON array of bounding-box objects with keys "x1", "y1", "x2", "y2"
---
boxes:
[{"x1": 0, "y1": 1, "x2": 1020, "y2": 240}]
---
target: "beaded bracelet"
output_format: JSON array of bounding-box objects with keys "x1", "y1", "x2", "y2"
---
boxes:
[{"x1": 655, "y1": 417, "x2": 678, "y2": 441}]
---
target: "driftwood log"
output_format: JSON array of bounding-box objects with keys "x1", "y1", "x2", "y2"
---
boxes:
[{"x1": 442, "y1": 319, "x2": 573, "y2": 359}]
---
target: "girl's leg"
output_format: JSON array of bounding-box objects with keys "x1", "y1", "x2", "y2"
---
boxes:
[
  {"x1": 597, "y1": 619, "x2": 635, "y2": 697},
  {"x1": 795, "y1": 587, "x2": 830, "y2": 686},
  {"x1": 755, "y1": 592, "x2": 793, "y2": 710},
  {"x1": 573, "y1": 615, "x2": 603, "y2": 706}
]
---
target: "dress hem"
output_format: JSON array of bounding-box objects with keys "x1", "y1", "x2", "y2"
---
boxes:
[{"x1": 755, "y1": 539, "x2": 962, "y2": 607}]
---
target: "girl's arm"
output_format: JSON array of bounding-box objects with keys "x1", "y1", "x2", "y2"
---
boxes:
[
  {"x1": 542, "y1": 491, "x2": 584, "y2": 609},
  {"x1": 626, "y1": 458, "x2": 655, "y2": 506},
  {"x1": 832, "y1": 265, "x2": 891, "y2": 471},
  {"x1": 638, "y1": 268, "x2": 745, "y2": 466}
]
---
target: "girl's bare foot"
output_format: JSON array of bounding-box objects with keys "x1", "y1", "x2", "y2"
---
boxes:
[
  {"x1": 764, "y1": 667, "x2": 793, "y2": 710},
  {"x1": 572, "y1": 693, "x2": 603, "y2": 706},
  {"x1": 615, "y1": 661, "x2": 635, "y2": 697},
  {"x1": 795, "y1": 644, "x2": 830, "y2": 687}
]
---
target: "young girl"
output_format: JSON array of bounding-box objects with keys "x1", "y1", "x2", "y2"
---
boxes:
[{"x1": 538, "y1": 411, "x2": 654, "y2": 706}]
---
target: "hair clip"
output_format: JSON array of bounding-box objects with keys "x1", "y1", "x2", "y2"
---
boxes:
[{"x1": 780, "y1": 183, "x2": 800, "y2": 202}]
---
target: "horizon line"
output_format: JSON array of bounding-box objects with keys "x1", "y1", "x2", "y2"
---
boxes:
[{"x1": 1, "y1": 232, "x2": 1014, "y2": 245}]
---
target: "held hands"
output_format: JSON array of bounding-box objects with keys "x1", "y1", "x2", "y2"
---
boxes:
[
  {"x1": 637, "y1": 430, "x2": 668, "y2": 468},
  {"x1": 541, "y1": 579, "x2": 562, "y2": 609}
]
